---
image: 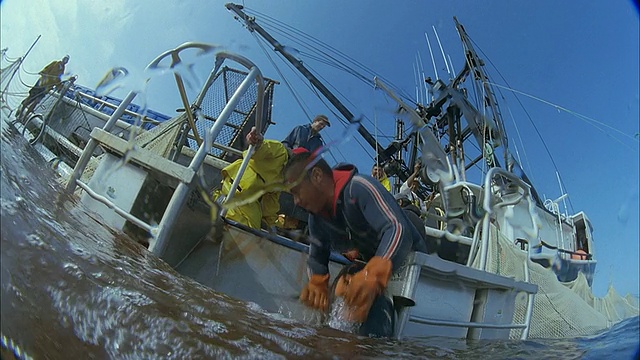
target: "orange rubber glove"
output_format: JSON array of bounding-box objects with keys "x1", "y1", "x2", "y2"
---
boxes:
[
  {"x1": 334, "y1": 256, "x2": 392, "y2": 323},
  {"x1": 299, "y1": 273, "x2": 330, "y2": 312}
]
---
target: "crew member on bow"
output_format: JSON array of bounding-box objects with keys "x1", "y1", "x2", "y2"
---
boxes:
[{"x1": 17, "y1": 55, "x2": 69, "y2": 118}]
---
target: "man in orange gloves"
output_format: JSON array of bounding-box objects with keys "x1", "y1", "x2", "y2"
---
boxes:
[{"x1": 285, "y1": 150, "x2": 426, "y2": 333}]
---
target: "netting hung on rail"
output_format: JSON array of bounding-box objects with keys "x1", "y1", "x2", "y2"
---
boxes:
[{"x1": 475, "y1": 224, "x2": 639, "y2": 339}]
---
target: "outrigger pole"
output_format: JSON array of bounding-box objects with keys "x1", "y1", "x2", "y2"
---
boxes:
[
  {"x1": 1, "y1": 35, "x2": 41, "y2": 96},
  {"x1": 226, "y1": 3, "x2": 412, "y2": 179}
]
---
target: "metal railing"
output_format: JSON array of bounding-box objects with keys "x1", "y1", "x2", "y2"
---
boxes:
[
  {"x1": 467, "y1": 167, "x2": 538, "y2": 339},
  {"x1": 74, "y1": 91, "x2": 161, "y2": 126},
  {"x1": 65, "y1": 42, "x2": 265, "y2": 257}
]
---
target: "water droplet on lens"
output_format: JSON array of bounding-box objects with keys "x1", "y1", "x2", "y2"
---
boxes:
[
  {"x1": 96, "y1": 67, "x2": 130, "y2": 97},
  {"x1": 26, "y1": 233, "x2": 45, "y2": 248}
]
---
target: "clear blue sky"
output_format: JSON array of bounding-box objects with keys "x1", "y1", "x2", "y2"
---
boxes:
[{"x1": 1, "y1": 0, "x2": 638, "y2": 298}]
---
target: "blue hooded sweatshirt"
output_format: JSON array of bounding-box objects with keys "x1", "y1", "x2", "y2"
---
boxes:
[{"x1": 306, "y1": 164, "x2": 426, "y2": 276}]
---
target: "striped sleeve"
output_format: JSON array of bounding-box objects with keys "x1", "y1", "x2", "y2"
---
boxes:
[{"x1": 350, "y1": 176, "x2": 409, "y2": 270}]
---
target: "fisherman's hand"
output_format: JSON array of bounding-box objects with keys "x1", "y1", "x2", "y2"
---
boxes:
[
  {"x1": 413, "y1": 162, "x2": 421, "y2": 175},
  {"x1": 342, "y1": 249, "x2": 359, "y2": 261},
  {"x1": 246, "y1": 126, "x2": 264, "y2": 147},
  {"x1": 299, "y1": 273, "x2": 329, "y2": 312},
  {"x1": 334, "y1": 256, "x2": 392, "y2": 323}
]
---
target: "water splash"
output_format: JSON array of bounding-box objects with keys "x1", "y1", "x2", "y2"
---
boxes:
[
  {"x1": 617, "y1": 187, "x2": 639, "y2": 225},
  {"x1": 327, "y1": 297, "x2": 359, "y2": 334},
  {"x1": 95, "y1": 67, "x2": 131, "y2": 97}
]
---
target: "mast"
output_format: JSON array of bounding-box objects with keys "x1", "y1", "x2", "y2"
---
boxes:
[
  {"x1": 226, "y1": 3, "x2": 387, "y2": 158},
  {"x1": 451, "y1": 17, "x2": 543, "y2": 205},
  {"x1": 453, "y1": 17, "x2": 508, "y2": 163}
]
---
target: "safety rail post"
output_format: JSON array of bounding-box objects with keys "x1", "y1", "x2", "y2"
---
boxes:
[
  {"x1": 151, "y1": 48, "x2": 265, "y2": 257},
  {"x1": 65, "y1": 90, "x2": 138, "y2": 193},
  {"x1": 520, "y1": 257, "x2": 535, "y2": 340},
  {"x1": 478, "y1": 167, "x2": 537, "y2": 271}
]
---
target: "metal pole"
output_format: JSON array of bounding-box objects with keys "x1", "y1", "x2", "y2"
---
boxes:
[
  {"x1": 2, "y1": 35, "x2": 41, "y2": 95},
  {"x1": 226, "y1": 3, "x2": 386, "y2": 157},
  {"x1": 65, "y1": 90, "x2": 138, "y2": 193}
]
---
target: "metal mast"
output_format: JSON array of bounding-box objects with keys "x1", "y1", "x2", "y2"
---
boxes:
[{"x1": 226, "y1": 3, "x2": 388, "y2": 158}]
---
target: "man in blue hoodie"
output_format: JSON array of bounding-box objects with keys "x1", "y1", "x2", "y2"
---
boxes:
[
  {"x1": 281, "y1": 114, "x2": 330, "y2": 154},
  {"x1": 283, "y1": 150, "x2": 426, "y2": 325}
]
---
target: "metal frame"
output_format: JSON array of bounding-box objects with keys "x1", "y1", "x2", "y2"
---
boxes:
[{"x1": 64, "y1": 42, "x2": 266, "y2": 258}]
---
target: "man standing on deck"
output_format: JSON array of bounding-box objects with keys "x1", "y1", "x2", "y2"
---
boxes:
[
  {"x1": 398, "y1": 161, "x2": 427, "y2": 215},
  {"x1": 284, "y1": 150, "x2": 426, "y2": 330},
  {"x1": 214, "y1": 126, "x2": 289, "y2": 230},
  {"x1": 17, "y1": 55, "x2": 69, "y2": 118},
  {"x1": 371, "y1": 163, "x2": 391, "y2": 192},
  {"x1": 281, "y1": 114, "x2": 330, "y2": 154}
]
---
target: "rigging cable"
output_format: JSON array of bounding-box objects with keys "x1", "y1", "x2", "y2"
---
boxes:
[
  {"x1": 247, "y1": 7, "x2": 413, "y2": 101},
  {"x1": 249, "y1": 8, "x2": 419, "y2": 128},
  {"x1": 249, "y1": 31, "x2": 344, "y2": 164},
  {"x1": 487, "y1": 82, "x2": 638, "y2": 148},
  {"x1": 247, "y1": 18, "x2": 380, "y2": 162}
]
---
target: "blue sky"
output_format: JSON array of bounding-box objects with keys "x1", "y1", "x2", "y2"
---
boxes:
[{"x1": 1, "y1": 0, "x2": 638, "y2": 298}]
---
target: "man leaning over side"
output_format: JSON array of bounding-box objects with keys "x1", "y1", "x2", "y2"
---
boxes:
[{"x1": 284, "y1": 150, "x2": 426, "y2": 328}]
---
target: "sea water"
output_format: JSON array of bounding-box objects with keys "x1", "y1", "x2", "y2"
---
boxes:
[{"x1": 1, "y1": 123, "x2": 638, "y2": 359}]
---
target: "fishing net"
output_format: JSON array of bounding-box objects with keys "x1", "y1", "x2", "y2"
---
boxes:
[
  {"x1": 476, "y1": 224, "x2": 639, "y2": 339},
  {"x1": 0, "y1": 51, "x2": 24, "y2": 113},
  {"x1": 133, "y1": 112, "x2": 187, "y2": 158}
]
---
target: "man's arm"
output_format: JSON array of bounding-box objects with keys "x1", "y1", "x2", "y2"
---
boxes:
[
  {"x1": 348, "y1": 176, "x2": 413, "y2": 271},
  {"x1": 306, "y1": 216, "x2": 332, "y2": 276},
  {"x1": 281, "y1": 126, "x2": 299, "y2": 149},
  {"x1": 406, "y1": 162, "x2": 421, "y2": 186}
]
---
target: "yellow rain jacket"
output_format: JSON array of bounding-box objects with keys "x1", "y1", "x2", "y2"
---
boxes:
[
  {"x1": 216, "y1": 140, "x2": 289, "y2": 229},
  {"x1": 379, "y1": 175, "x2": 391, "y2": 192},
  {"x1": 38, "y1": 60, "x2": 66, "y2": 88}
]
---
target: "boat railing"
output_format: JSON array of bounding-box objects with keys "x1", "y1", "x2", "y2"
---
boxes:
[
  {"x1": 64, "y1": 42, "x2": 265, "y2": 257},
  {"x1": 73, "y1": 91, "x2": 162, "y2": 127},
  {"x1": 469, "y1": 167, "x2": 537, "y2": 339},
  {"x1": 469, "y1": 167, "x2": 538, "y2": 271}
]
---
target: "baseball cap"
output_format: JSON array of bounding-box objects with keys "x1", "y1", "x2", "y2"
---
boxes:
[{"x1": 313, "y1": 114, "x2": 330, "y2": 127}]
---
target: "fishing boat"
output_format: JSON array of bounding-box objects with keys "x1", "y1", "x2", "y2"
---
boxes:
[{"x1": 1, "y1": 4, "x2": 637, "y2": 341}]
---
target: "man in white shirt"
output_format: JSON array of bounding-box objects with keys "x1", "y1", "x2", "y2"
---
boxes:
[{"x1": 398, "y1": 162, "x2": 427, "y2": 216}]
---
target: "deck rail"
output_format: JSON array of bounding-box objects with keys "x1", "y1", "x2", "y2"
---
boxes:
[
  {"x1": 64, "y1": 42, "x2": 266, "y2": 257},
  {"x1": 470, "y1": 167, "x2": 538, "y2": 339}
]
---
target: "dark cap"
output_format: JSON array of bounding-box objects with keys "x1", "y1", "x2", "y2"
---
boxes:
[{"x1": 313, "y1": 114, "x2": 330, "y2": 127}]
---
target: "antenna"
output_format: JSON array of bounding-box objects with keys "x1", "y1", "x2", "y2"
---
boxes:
[
  {"x1": 424, "y1": 32, "x2": 439, "y2": 81},
  {"x1": 412, "y1": 60, "x2": 420, "y2": 103},
  {"x1": 416, "y1": 51, "x2": 429, "y2": 103},
  {"x1": 447, "y1": 54, "x2": 456, "y2": 76},
  {"x1": 432, "y1": 26, "x2": 451, "y2": 80},
  {"x1": 555, "y1": 171, "x2": 569, "y2": 217}
]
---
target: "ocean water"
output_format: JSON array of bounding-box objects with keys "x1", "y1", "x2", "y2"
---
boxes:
[{"x1": 1, "y1": 123, "x2": 638, "y2": 359}]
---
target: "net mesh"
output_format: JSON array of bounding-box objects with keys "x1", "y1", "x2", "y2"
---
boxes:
[
  {"x1": 475, "y1": 224, "x2": 639, "y2": 339},
  {"x1": 185, "y1": 67, "x2": 276, "y2": 160},
  {"x1": 0, "y1": 52, "x2": 23, "y2": 113}
]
